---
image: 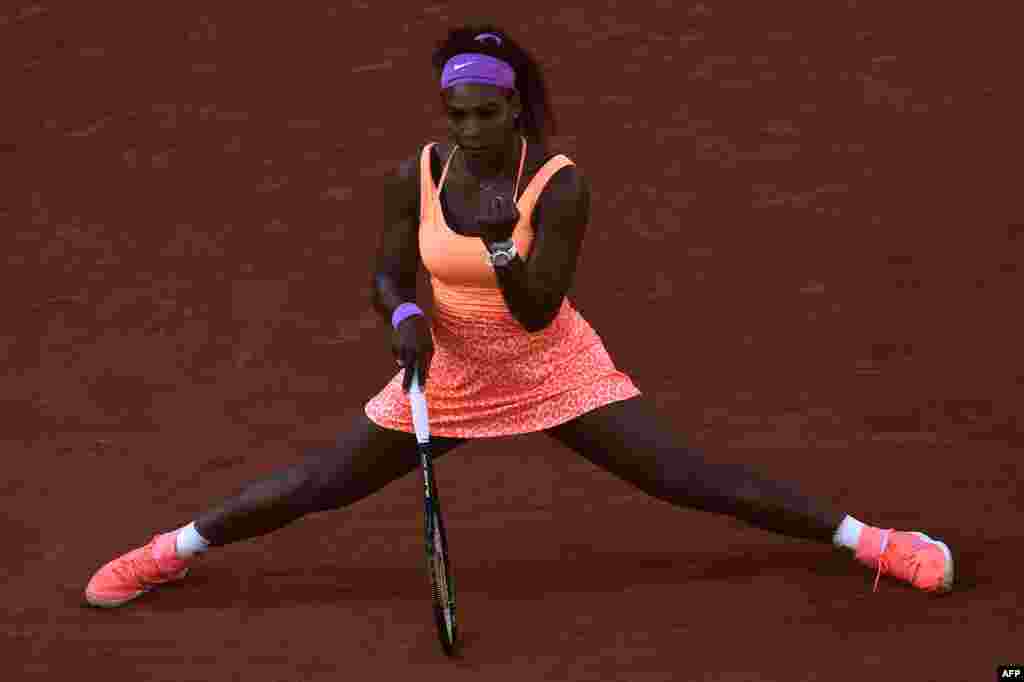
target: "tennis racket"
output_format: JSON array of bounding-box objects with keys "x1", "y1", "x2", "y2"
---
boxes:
[{"x1": 408, "y1": 367, "x2": 458, "y2": 656}]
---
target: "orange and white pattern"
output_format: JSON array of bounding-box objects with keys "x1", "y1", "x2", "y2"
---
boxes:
[{"x1": 364, "y1": 141, "x2": 641, "y2": 438}]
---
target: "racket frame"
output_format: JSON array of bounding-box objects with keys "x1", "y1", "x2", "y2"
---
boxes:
[
  {"x1": 419, "y1": 439, "x2": 458, "y2": 655},
  {"x1": 409, "y1": 371, "x2": 458, "y2": 656}
]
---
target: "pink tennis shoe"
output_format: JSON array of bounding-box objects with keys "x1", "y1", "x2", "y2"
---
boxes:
[
  {"x1": 84, "y1": 526, "x2": 952, "y2": 606},
  {"x1": 855, "y1": 527, "x2": 954, "y2": 593},
  {"x1": 85, "y1": 531, "x2": 191, "y2": 607}
]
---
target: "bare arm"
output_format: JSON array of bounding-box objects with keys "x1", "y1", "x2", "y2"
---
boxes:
[
  {"x1": 371, "y1": 155, "x2": 422, "y2": 323},
  {"x1": 491, "y1": 165, "x2": 590, "y2": 333}
]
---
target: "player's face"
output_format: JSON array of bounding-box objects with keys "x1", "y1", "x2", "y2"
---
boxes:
[{"x1": 441, "y1": 84, "x2": 520, "y2": 159}]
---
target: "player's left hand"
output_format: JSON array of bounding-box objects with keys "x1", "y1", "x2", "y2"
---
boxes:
[{"x1": 476, "y1": 191, "x2": 520, "y2": 243}]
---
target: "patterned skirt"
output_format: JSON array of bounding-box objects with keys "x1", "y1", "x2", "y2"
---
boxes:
[{"x1": 364, "y1": 288, "x2": 641, "y2": 439}]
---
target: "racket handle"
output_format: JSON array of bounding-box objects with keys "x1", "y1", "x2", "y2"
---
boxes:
[{"x1": 408, "y1": 368, "x2": 430, "y2": 444}]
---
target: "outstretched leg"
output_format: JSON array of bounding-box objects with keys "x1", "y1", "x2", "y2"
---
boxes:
[
  {"x1": 543, "y1": 395, "x2": 954, "y2": 592},
  {"x1": 86, "y1": 413, "x2": 469, "y2": 606},
  {"x1": 194, "y1": 413, "x2": 467, "y2": 546},
  {"x1": 544, "y1": 395, "x2": 842, "y2": 542}
]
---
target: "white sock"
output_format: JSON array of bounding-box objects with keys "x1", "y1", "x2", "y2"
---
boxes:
[
  {"x1": 174, "y1": 521, "x2": 211, "y2": 559},
  {"x1": 832, "y1": 514, "x2": 866, "y2": 551}
]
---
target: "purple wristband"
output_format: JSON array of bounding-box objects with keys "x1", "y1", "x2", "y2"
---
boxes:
[{"x1": 392, "y1": 302, "x2": 423, "y2": 329}]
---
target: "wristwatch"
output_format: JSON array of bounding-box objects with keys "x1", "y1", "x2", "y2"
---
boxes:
[{"x1": 485, "y1": 239, "x2": 517, "y2": 267}]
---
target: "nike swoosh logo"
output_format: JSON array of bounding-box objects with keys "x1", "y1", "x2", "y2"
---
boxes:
[{"x1": 453, "y1": 63, "x2": 470, "y2": 71}]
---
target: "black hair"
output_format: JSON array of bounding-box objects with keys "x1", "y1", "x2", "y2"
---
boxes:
[{"x1": 431, "y1": 23, "x2": 558, "y2": 148}]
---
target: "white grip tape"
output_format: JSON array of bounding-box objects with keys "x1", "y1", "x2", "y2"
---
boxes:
[{"x1": 408, "y1": 370, "x2": 430, "y2": 444}]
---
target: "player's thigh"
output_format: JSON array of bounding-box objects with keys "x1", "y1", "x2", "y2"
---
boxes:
[
  {"x1": 305, "y1": 412, "x2": 467, "y2": 509},
  {"x1": 542, "y1": 395, "x2": 693, "y2": 490}
]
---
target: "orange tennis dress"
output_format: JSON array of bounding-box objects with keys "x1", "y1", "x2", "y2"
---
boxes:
[{"x1": 364, "y1": 139, "x2": 641, "y2": 438}]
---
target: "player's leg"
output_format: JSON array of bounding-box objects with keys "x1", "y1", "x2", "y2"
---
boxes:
[
  {"x1": 544, "y1": 395, "x2": 841, "y2": 542},
  {"x1": 85, "y1": 413, "x2": 468, "y2": 606},
  {"x1": 543, "y1": 395, "x2": 953, "y2": 592},
  {"x1": 193, "y1": 413, "x2": 465, "y2": 545}
]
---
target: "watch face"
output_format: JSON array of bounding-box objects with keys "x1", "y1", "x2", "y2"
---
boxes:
[{"x1": 488, "y1": 242, "x2": 514, "y2": 267}]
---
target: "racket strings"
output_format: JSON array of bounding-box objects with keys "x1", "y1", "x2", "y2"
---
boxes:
[{"x1": 431, "y1": 513, "x2": 455, "y2": 642}]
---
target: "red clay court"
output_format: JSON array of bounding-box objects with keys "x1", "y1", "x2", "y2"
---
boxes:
[{"x1": 4, "y1": 2, "x2": 1020, "y2": 680}]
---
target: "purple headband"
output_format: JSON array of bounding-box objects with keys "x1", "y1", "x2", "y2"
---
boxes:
[{"x1": 440, "y1": 33, "x2": 516, "y2": 91}]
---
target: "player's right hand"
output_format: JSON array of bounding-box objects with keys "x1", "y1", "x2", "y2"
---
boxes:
[{"x1": 393, "y1": 314, "x2": 434, "y2": 392}]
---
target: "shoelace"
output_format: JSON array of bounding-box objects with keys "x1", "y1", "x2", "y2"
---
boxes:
[
  {"x1": 110, "y1": 543, "x2": 158, "y2": 586},
  {"x1": 871, "y1": 528, "x2": 891, "y2": 592},
  {"x1": 111, "y1": 538, "x2": 178, "y2": 588},
  {"x1": 872, "y1": 529, "x2": 924, "y2": 592}
]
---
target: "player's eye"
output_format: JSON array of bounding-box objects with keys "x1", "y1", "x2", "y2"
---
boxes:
[{"x1": 448, "y1": 110, "x2": 497, "y2": 118}]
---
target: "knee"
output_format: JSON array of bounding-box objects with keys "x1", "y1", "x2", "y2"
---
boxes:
[
  {"x1": 645, "y1": 447, "x2": 739, "y2": 500},
  {"x1": 294, "y1": 447, "x2": 353, "y2": 513}
]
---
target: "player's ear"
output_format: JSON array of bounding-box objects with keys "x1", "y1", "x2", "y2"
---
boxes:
[{"x1": 508, "y1": 90, "x2": 522, "y2": 118}]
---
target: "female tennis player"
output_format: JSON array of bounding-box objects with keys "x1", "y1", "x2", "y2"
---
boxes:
[{"x1": 85, "y1": 24, "x2": 953, "y2": 608}]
